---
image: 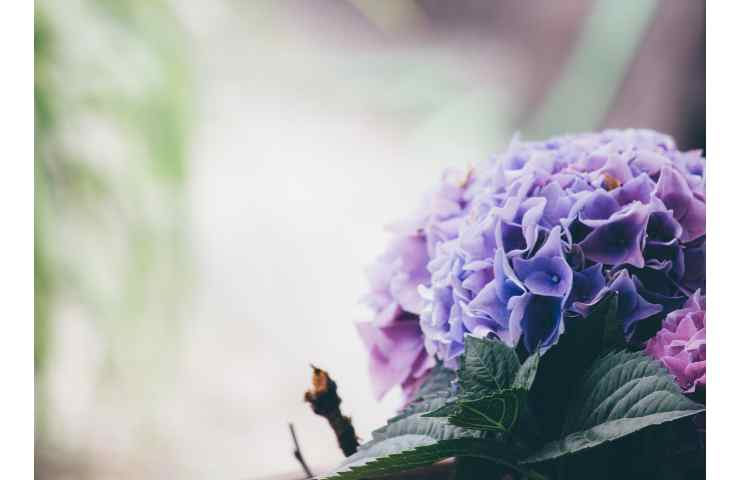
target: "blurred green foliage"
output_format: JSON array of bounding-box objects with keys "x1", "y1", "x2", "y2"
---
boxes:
[{"x1": 34, "y1": 0, "x2": 192, "y2": 378}]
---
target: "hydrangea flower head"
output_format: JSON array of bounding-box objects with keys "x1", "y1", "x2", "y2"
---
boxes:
[
  {"x1": 420, "y1": 129, "x2": 705, "y2": 366},
  {"x1": 645, "y1": 291, "x2": 706, "y2": 392}
]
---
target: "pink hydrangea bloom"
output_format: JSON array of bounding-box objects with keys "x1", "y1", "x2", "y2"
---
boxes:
[{"x1": 645, "y1": 292, "x2": 706, "y2": 392}]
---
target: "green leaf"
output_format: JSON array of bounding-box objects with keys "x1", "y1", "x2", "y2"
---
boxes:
[
  {"x1": 513, "y1": 350, "x2": 540, "y2": 391},
  {"x1": 422, "y1": 400, "x2": 460, "y2": 418},
  {"x1": 424, "y1": 337, "x2": 525, "y2": 421},
  {"x1": 378, "y1": 367, "x2": 474, "y2": 441},
  {"x1": 326, "y1": 368, "x2": 491, "y2": 480},
  {"x1": 529, "y1": 293, "x2": 622, "y2": 440},
  {"x1": 557, "y1": 418, "x2": 705, "y2": 479},
  {"x1": 319, "y1": 437, "x2": 507, "y2": 480},
  {"x1": 370, "y1": 392, "x2": 485, "y2": 449},
  {"x1": 523, "y1": 350, "x2": 705, "y2": 464},
  {"x1": 388, "y1": 365, "x2": 455, "y2": 423},
  {"x1": 416, "y1": 364, "x2": 456, "y2": 398},
  {"x1": 454, "y1": 456, "x2": 512, "y2": 480},
  {"x1": 598, "y1": 293, "x2": 624, "y2": 349},
  {"x1": 331, "y1": 415, "x2": 482, "y2": 478},
  {"x1": 387, "y1": 393, "x2": 452, "y2": 424},
  {"x1": 372, "y1": 413, "x2": 482, "y2": 444},
  {"x1": 448, "y1": 389, "x2": 525, "y2": 432},
  {"x1": 459, "y1": 336, "x2": 520, "y2": 397},
  {"x1": 322, "y1": 436, "x2": 550, "y2": 480}
]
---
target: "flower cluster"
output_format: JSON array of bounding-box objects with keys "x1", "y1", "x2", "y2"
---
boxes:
[
  {"x1": 361, "y1": 129, "x2": 706, "y2": 398},
  {"x1": 420, "y1": 129, "x2": 705, "y2": 367},
  {"x1": 646, "y1": 292, "x2": 706, "y2": 392}
]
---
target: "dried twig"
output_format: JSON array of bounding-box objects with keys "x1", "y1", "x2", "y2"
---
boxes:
[
  {"x1": 304, "y1": 365, "x2": 359, "y2": 457},
  {"x1": 289, "y1": 423, "x2": 313, "y2": 479}
]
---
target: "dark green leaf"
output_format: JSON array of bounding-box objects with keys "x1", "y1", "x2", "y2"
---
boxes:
[
  {"x1": 513, "y1": 350, "x2": 540, "y2": 391},
  {"x1": 320, "y1": 435, "x2": 550, "y2": 480},
  {"x1": 388, "y1": 365, "x2": 455, "y2": 423},
  {"x1": 334, "y1": 414, "x2": 484, "y2": 479},
  {"x1": 322, "y1": 434, "x2": 438, "y2": 479},
  {"x1": 558, "y1": 418, "x2": 705, "y2": 480},
  {"x1": 599, "y1": 293, "x2": 624, "y2": 349},
  {"x1": 372, "y1": 413, "x2": 483, "y2": 444},
  {"x1": 415, "y1": 364, "x2": 456, "y2": 398},
  {"x1": 529, "y1": 293, "x2": 621, "y2": 440},
  {"x1": 424, "y1": 337, "x2": 524, "y2": 421},
  {"x1": 523, "y1": 351, "x2": 705, "y2": 463},
  {"x1": 422, "y1": 400, "x2": 460, "y2": 419},
  {"x1": 459, "y1": 336, "x2": 520, "y2": 397},
  {"x1": 319, "y1": 437, "x2": 506, "y2": 480},
  {"x1": 454, "y1": 456, "x2": 511, "y2": 480},
  {"x1": 448, "y1": 389, "x2": 525, "y2": 432}
]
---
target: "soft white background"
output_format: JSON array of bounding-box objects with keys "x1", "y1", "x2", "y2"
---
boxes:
[{"x1": 150, "y1": 5, "x2": 511, "y2": 474}]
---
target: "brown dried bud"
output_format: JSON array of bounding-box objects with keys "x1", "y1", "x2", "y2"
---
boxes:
[{"x1": 304, "y1": 365, "x2": 359, "y2": 457}]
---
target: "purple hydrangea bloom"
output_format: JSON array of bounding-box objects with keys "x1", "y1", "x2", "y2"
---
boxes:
[
  {"x1": 645, "y1": 292, "x2": 706, "y2": 392},
  {"x1": 358, "y1": 169, "x2": 473, "y2": 400},
  {"x1": 420, "y1": 129, "x2": 706, "y2": 366}
]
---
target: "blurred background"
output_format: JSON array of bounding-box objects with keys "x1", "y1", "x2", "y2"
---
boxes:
[{"x1": 34, "y1": 0, "x2": 705, "y2": 478}]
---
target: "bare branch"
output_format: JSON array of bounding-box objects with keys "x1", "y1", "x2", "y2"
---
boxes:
[{"x1": 288, "y1": 423, "x2": 313, "y2": 479}]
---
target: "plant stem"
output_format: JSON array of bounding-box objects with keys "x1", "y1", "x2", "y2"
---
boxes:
[{"x1": 289, "y1": 423, "x2": 313, "y2": 479}]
